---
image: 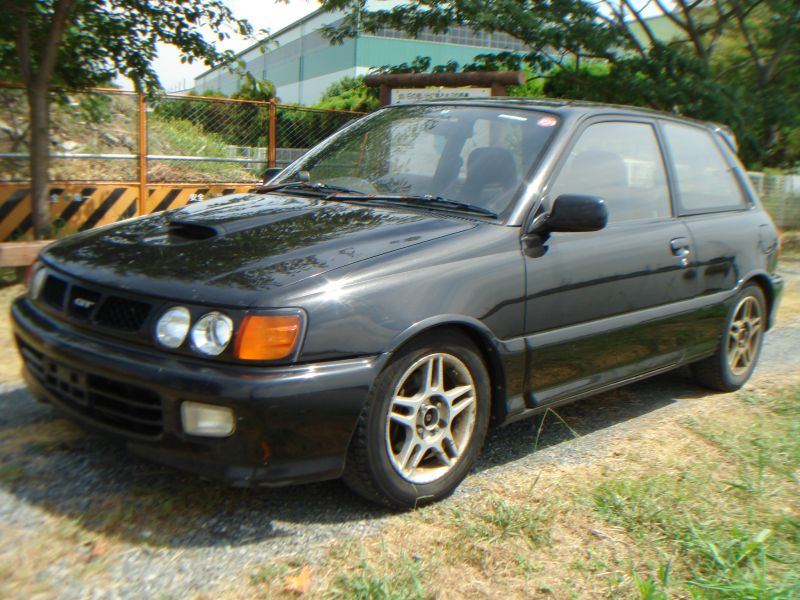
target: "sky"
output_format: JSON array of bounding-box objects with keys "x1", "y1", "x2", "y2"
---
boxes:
[{"x1": 152, "y1": 0, "x2": 320, "y2": 92}]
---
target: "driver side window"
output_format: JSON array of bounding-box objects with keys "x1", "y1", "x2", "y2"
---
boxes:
[{"x1": 550, "y1": 121, "x2": 671, "y2": 223}]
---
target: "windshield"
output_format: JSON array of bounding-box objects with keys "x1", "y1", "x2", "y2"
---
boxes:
[{"x1": 273, "y1": 105, "x2": 560, "y2": 218}]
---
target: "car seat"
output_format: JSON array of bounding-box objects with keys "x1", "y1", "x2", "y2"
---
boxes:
[{"x1": 461, "y1": 147, "x2": 518, "y2": 210}]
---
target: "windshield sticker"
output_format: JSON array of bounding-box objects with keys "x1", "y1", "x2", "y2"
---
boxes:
[{"x1": 537, "y1": 116, "x2": 558, "y2": 127}]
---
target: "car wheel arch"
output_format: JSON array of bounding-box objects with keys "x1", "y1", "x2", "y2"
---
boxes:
[
  {"x1": 739, "y1": 271, "x2": 776, "y2": 330},
  {"x1": 382, "y1": 318, "x2": 508, "y2": 427}
]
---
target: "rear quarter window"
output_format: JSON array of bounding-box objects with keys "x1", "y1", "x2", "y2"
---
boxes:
[{"x1": 662, "y1": 122, "x2": 750, "y2": 214}]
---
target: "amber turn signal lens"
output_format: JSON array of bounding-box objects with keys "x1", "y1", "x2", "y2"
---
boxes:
[{"x1": 234, "y1": 314, "x2": 302, "y2": 360}]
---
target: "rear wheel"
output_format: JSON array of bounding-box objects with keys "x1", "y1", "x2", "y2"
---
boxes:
[
  {"x1": 692, "y1": 284, "x2": 766, "y2": 391},
  {"x1": 343, "y1": 331, "x2": 490, "y2": 508}
]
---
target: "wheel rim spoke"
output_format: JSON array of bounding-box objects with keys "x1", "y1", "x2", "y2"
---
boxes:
[
  {"x1": 389, "y1": 410, "x2": 416, "y2": 429},
  {"x1": 726, "y1": 295, "x2": 764, "y2": 376},
  {"x1": 386, "y1": 352, "x2": 477, "y2": 484},
  {"x1": 450, "y1": 395, "x2": 475, "y2": 420}
]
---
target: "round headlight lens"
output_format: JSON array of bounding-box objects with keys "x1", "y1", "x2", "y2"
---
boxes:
[
  {"x1": 190, "y1": 311, "x2": 233, "y2": 356},
  {"x1": 155, "y1": 306, "x2": 191, "y2": 349},
  {"x1": 30, "y1": 267, "x2": 47, "y2": 300}
]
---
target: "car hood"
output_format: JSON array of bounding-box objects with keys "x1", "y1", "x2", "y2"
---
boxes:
[{"x1": 42, "y1": 193, "x2": 477, "y2": 306}]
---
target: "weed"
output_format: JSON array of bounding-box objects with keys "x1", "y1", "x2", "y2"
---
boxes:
[
  {"x1": 250, "y1": 562, "x2": 287, "y2": 585},
  {"x1": 0, "y1": 462, "x2": 24, "y2": 483},
  {"x1": 591, "y1": 386, "x2": 800, "y2": 597},
  {"x1": 454, "y1": 495, "x2": 552, "y2": 547},
  {"x1": 327, "y1": 557, "x2": 427, "y2": 600}
]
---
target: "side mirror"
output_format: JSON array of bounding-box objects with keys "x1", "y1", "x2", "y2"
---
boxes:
[
  {"x1": 540, "y1": 194, "x2": 608, "y2": 233},
  {"x1": 261, "y1": 167, "x2": 283, "y2": 183}
]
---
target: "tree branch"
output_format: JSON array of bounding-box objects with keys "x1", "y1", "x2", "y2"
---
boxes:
[
  {"x1": 674, "y1": 0, "x2": 708, "y2": 61},
  {"x1": 729, "y1": 0, "x2": 764, "y2": 74},
  {"x1": 620, "y1": 0, "x2": 659, "y2": 50},
  {"x1": 597, "y1": 0, "x2": 646, "y2": 58},
  {"x1": 37, "y1": 0, "x2": 78, "y2": 86},
  {"x1": 13, "y1": 5, "x2": 33, "y2": 85},
  {"x1": 762, "y1": 10, "x2": 800, "y2": 83}
]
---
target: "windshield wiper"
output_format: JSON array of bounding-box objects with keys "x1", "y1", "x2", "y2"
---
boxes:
[
  {"x1": 261, "y1": 183, "x2": 498, "y2": 218},
  {"x1": 343, "y1": 194, "x2": 498, "y2": 218},
  {"x1": 259, "y1": 180, "x2": 363, "y2": 196}
]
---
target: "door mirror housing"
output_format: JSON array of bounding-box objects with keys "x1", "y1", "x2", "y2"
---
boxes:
[
  {"x1": 537, "y1": 194, "x2": 608, "y2": 233},
  {"x1": 261, "y1": 167, "x2": 283, "y2": 183}
]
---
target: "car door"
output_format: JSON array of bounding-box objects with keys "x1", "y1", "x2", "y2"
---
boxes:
[
  {"x1": 658, "y1": 121, "x2": 778, "y2": 357},
  {"x1": 522, "y1": 117, "x2": 701, "y2": 405}
]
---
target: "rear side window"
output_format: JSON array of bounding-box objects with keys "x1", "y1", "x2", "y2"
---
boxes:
[
  {"x1": 662, "y1": 122, "x2": 749, "y2": 213},
  {"x1": 550, "y1": 121, "x2": 670, "y2": 223}
]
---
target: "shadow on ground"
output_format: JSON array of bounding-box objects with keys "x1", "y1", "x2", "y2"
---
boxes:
[{"x1": 0, "y1": 367, "x2": 712, "y2": 550}]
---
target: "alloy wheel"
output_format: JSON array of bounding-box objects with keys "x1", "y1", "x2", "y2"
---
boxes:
[
  {"x1": 385, "y1": 353, "x2": 477, "y2": 484},
  {"x1": 726, "y1": 295, "x2": 763, "y2": 376}
]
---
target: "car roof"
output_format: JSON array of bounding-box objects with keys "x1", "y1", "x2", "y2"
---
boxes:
[{"x1": 397, "y1": 97, "x2": 738, "y2": 151}]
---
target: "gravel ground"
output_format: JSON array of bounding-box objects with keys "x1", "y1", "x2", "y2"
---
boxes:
[{"x1": 1, "y1": 266, "x2": 798, "y2": 599}]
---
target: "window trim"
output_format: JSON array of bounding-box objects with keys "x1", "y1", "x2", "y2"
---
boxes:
[
  {"x1": 656, "y1": 118, "x2": 754, "y2": 217},
  {"x1": 536, "y1": 115, "x2": 676, "y2": 226}
]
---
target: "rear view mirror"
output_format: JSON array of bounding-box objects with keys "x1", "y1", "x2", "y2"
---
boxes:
[
  {"x1": 261, "y1": 167, "x2": 283, "y2": 183},
  {"x1": 546, "y1": 194, "x2": 608, "y2": 232}
]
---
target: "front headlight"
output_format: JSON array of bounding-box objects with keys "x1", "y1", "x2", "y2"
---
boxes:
[
  {"x1": 190, "y1": 311, "x2": 233, "y2": 356},
  {"x1": 155, "y1": 306, "x2": 191, "y2": 348}
]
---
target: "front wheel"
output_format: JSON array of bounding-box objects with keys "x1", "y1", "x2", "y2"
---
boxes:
[
  {"x1": 343, "y1": 331, "x2": 490, "y2": 508},
  {"x1": 692, "y1": 284, "x2": 767, "y2": 392}
]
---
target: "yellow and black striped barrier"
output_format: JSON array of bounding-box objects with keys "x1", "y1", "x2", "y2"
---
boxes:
[{"x1": 0, "y1": 182, "x2": 259, "y2": 242}]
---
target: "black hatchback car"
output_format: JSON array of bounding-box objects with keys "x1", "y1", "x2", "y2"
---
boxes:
[{"x1": 12, "y1": 100, "x2": 782, "y2": 507}]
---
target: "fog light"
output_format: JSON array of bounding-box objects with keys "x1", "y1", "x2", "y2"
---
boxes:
[{"x1": 181, "y1": 401, "x2": 235, "y2": 437}]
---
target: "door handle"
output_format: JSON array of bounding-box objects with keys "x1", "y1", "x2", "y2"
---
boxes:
[
  {"x1": 670, "y1": 237, "x2": 691, "y2": 256},
  {"x1": 670, "y1": 237, "x2": 691, "y2": 267}
]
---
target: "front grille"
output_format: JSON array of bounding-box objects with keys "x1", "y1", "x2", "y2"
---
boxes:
[
  {"x1": 67, "y1": 285, "x2": 101, "y2": 320},
  {"x1": 42, "y1": 275, "x2": 67, "y2": 310},
  {"x1": 19, "y1": 340, "x2": 163, "y2": 437},
  {"x1": 38, "y1": 273, "x2": 152, "y2": 334},
  {"x1": 95, "y1": 297, "x2": 151, "y2": 332}
]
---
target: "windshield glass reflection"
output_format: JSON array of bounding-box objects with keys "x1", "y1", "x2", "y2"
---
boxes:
[{"x1": 274, "y1": 105, "x2": 560, "y2": 218}]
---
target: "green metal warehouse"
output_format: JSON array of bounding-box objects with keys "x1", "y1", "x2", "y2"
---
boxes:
[{"x1": 193, "y1": 5, "x2": 528, "y2": 104}]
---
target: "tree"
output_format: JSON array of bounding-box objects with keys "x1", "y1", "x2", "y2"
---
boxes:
[
  {"x1": 319, "y1": 0, "x2": 800, "y2": 168},
  {"x1": 315, "y1": 76, "x2": 379, "y2": 112},
  {"x1": 0, "y1": 0, "x2": 253, "y2": 238}
]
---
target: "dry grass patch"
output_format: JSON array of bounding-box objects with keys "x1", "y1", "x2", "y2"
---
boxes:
[
  {"x1": 0, "y1": 419, "x2": 85, "y2": 456},
  {"x1": 0, "y1": 518, "x2": 119, "y2": 599},
  {"x1": 0, "y1": 283, "x2": 23, "y2": 384},
  {"x1": 233, "y1": 380, "x2": 800, "y2": 599},
  {"x1": 776, "y1": 262, "x2": 800, "y2": 325}
]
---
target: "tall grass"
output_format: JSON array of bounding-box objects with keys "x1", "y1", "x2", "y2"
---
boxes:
[{"x1": 592, "y1": 387, "x2": 800, "y2": 598}]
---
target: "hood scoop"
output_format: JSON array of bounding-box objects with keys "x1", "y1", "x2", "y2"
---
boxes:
[
  {"x1": 139, "y1": 220, "x2": 218, "y2": 245},
  {"x1": 168, "y1": 220, "x2": 217, "y2": 240}
]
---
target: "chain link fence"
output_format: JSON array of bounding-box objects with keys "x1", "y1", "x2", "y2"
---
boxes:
[
  {"x1": 2, "y1": 82, "x2": 798, "y2": 230},
  {"x1": 0, "y1": 83, "x2": 366, "y2": 185},
  {"x1": 274, "y1": 104, "x2": 361, "y2": 167},
  {"x1": 749, "y1": 172, "x2": 800, "y2": 230},
  {"x1": 0, "y1": 87, "x2": 140, "y2": 182}
]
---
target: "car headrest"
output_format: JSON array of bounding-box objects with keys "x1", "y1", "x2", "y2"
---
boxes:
[{"x1": 465, "y1": 147, "x2": 518, "y2": 189}]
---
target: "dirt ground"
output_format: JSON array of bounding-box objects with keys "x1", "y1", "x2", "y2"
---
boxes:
[{"x1": 0, "y1": 260, "x2": 797, "y2": 598}]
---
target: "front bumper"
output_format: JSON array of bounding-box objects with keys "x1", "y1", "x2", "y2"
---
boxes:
[{"x1": 11, "y1": 297, "x2": 381, "y2": 486}]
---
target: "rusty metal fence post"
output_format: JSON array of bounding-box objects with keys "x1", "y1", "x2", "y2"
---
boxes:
[
  {"x1": 137, "y1": 92, "x2": 147, "y2": 216},
  {"x1": 268, "y1": 100, "x2": 277, "y2": 169}
]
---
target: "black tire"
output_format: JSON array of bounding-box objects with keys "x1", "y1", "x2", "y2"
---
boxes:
[
  {"x1": 343, "y1": 330, "x2": 491, "y2": 508},
  {"x1": 691, "y1": 284, "x2": 767, "y2": 392}
]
